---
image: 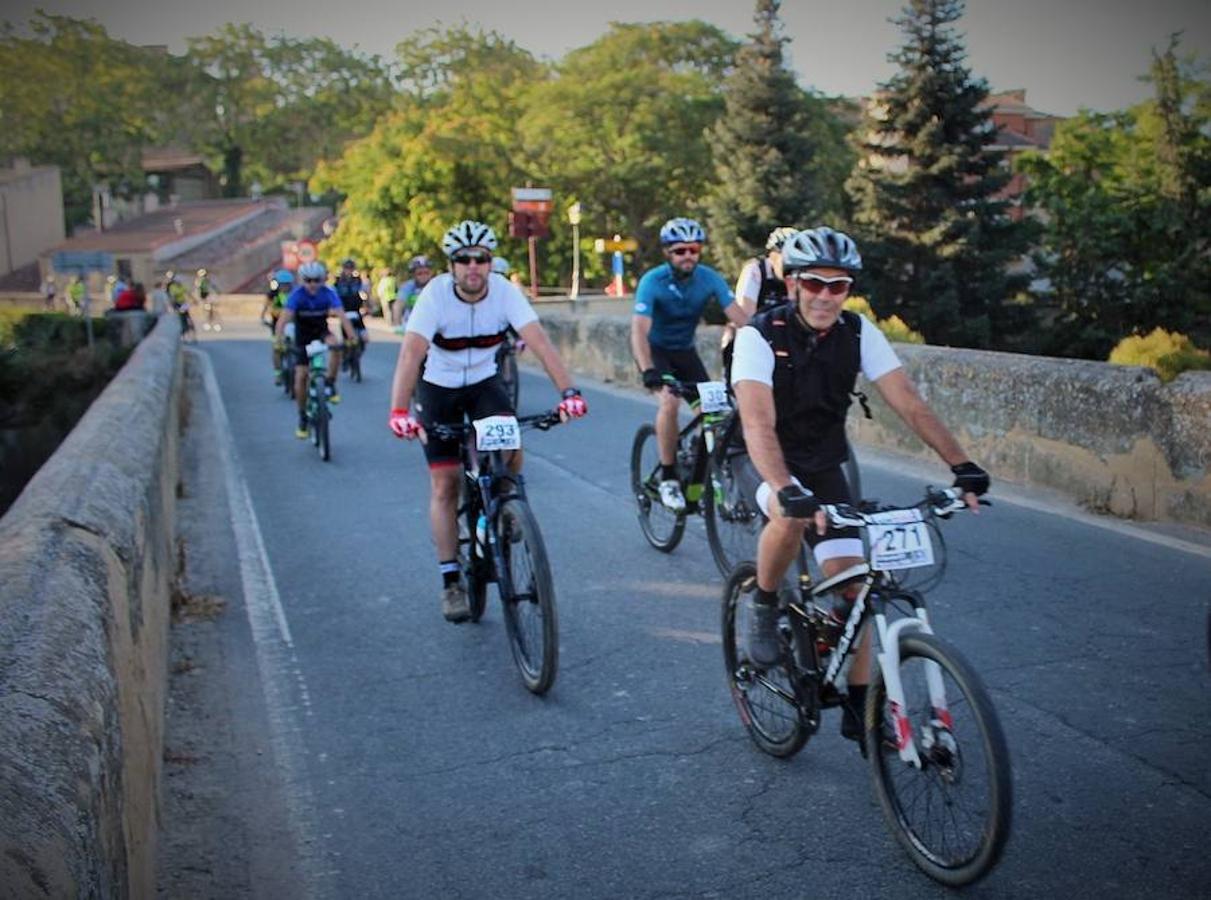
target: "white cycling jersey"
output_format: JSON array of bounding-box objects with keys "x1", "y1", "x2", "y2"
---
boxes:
[
  {"x1": 730, "y1": 312, "x2": 901, "y2": 387},
  {"x1": 405, "y1": 273, "x2": 539, "y2": 389}
]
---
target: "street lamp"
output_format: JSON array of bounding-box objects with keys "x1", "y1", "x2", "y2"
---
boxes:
[{"x1": 568, "y1": 202, "x2": 582, "y2": 301}]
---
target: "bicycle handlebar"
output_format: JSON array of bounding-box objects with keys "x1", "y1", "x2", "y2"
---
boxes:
[
  {"x1": 816, "y1": 486, "x2": 990, "y2": 529},
  {"x1": 426, "y1": 410, "x2": 563, "y2": 442}
]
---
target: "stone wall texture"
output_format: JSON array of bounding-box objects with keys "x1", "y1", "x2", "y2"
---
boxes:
[{"x1": 0, "y1": 313, "x2": 181, "y2": 897}]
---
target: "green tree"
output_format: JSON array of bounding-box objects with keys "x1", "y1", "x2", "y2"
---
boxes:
[
  {"x1": 184, "y1": 24, "x2": 393, "y2": 197},
  {"x1": 703, "y1": 0, "x2": 853, "y2": 276},
  {"x1": 0, "y1": 13, "x2": 177, "y2": 227},
  {"x1": 313, "y1": 25, "x2": 541, "y2": 270},
  {"x1": 845, "y1": 0, "x2": 1031, "y2": 349},
  {"x1": 1019, "y1": 36, "x2": 1211, "y2": 356},
  {"x1": 518, "y1": 22, "x2": 738, "y2": 276}
]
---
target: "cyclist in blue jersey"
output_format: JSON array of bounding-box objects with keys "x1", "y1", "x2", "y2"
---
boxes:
[
  {"x1": 276, "y1": 261, "x2": 358, "y2": 438},
  {"x1": 631, "y1": 217, "x2": 750, "y2": 512}
]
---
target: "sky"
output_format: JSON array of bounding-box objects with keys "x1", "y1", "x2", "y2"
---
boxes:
[{"x1": 5, "y1": 0, "x2": 1210, "y2": 116}]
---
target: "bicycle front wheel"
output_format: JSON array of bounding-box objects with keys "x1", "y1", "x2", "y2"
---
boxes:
[
  {"x1": 721, "y1": 563, "x2": 810, "y2": 758},
  {"x1": 867, "y1": 631, "x2": 1012, "y2": 886},
  {"x1": 317, "y1": 398, "x2": 331, "y2": 462},
  {"x1": 497, "y1": 499, "x2": 558, "y2": 695},
  {"x1": 704, "y1": 445, "x2": 761, "y2": 577},
  {"x1": 630, "y1": 424, "x2": 685, "y2": 552}
]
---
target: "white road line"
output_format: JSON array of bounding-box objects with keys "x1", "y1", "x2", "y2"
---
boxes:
[{"x1": 196, "y1": 349, "x2": 332, "y2": 897}]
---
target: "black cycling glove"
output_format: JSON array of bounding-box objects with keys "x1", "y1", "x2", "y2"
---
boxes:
[
  {"x1": 951, "y1": 461, "x2": 990, "y2": 496},
  {"x1": 641, "y1": 368, "x2": 664, "y2": 390},
  {"x1": 777, "y1": 484, "x2": 821, "y2": 519}
]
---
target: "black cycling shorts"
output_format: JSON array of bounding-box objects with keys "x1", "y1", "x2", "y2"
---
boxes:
[
  {"x1": 290, "y1": 326, "x2": 333, "y2": 366},
  {"x1": 414, "y1": 376, "x2": 514, "y2": 467},
  {"x1": 649, "y1": 345, "x2": 710, "y2": 387},
  {"x1": 787, "y1": 462, "x2": 861, "y2": 552}
]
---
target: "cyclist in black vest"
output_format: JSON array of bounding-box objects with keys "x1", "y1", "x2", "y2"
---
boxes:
[
  {"x1": 334, "y1": 257, "x2": 369, "y2": 352},
  {"x1": 730, "y1": 226, "x2": 990, "y2": 745},
  {"x1": 722, "y1": 226, "x2": 798, "y2": 381}
]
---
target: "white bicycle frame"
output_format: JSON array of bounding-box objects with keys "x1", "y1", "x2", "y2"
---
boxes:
[{"x1": 817, "y1": 491, "x2": 965, "y2": 769}]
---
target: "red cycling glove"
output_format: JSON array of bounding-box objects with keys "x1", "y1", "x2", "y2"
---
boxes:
[
  {"x1": 558, "y1": 388, "x2": 588, "y2": 420},
  {"x1": 388, "y1": 407, "x2": 424, "y2": 439}
]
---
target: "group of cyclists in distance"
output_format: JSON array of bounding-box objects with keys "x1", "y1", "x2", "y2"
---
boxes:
[{"x1": 249, "y1": 214, "x2": 989, "y2": 750}]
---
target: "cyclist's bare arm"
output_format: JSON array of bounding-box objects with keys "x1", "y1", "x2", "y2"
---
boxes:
[
  {"x1": 734, "y1": 379, "x2": 827, "y2": 530},
  {"x1": 390, "y1": 332, "x2": 430, "y2": 411},
  {"x1": 733, "y1": 380, "x2": 793, "y2": 495},
  {"x1": 873, "y1": 368, "x2": 978, "y2": 510},
  {"x1": 516, "y1": 321, "x2": 574, "y2": 394},
  {"x1": 723, "y1": 301, "x2": 750, "y2": 328},
  {"x1": 630, "y1": 315, "x2": 655, "y2": 372},
  {"x1": 275, "y1": 308, "x2": 294, "y2": 338}
]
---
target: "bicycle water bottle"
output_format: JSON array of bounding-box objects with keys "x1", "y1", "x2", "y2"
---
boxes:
[{"x1": 475, "y1": 514, "x2": 487, "y2": 554}]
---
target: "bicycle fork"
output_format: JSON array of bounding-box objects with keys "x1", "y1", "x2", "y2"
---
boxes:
[{"x1": 871, "y1": 609, "x2": 951, "y2": 768}]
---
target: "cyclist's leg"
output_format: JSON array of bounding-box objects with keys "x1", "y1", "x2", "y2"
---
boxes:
[
  {"x1": 416, "y1": 382, "x2": 468, "y2": 562},
  {"x1": 324, "y1": 332, "x2": 341, "y2": 385},
  {"x1": 290, "y1": 342, "x2": 308, "y2": 416},
  {"x1": 649, "y1": 346, "x2": 681, "y2": 467},
  {"x1": 800, "y1": 466, "x2": 867, "y2": 738}
]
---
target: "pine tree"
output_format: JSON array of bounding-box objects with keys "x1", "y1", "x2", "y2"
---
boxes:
[
  {"x1": 846, "y1": 0, "x2": 1030, "y2": 349},
  {"x1": 703, "y1": 0, "x2": 849, "y2": 278}
]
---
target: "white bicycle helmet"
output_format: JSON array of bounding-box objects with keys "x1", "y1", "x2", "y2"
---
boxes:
[
  {"x1": 659, "y1": 217, "x2": 706, "y2": 246},
  {"x1": 765, "y1": 226, "x2": 798, "y2": 252},
  {"x1": 298, "y1": 260, "x2": 327, "y2": 280},
  {"x1": 781, "y1": 227, "x2": 862, "y2": 273},
  {"x1": 491, "y1": 257, "x2": 511, "y2": 275},
  {"x1": 441, "y1": 220, "x2": 498, "y2": 256}
]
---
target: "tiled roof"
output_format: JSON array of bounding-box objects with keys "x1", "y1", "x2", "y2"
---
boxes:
[{"x1": 47, "y1": 200, "x2": 268, "y2": 254}]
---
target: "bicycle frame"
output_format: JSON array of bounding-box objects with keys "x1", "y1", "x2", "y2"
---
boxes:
[
  {"x1": 788, "y1": 533, "x2": 953, "y2": 769},
  {"x1": 460, "y1": 437, "x2": 527, "y2": 598}
]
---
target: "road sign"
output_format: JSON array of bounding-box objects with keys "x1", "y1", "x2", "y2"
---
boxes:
[
  {"x1": 281, "y1": 241, "x2": 299, "y2": 269},
  {"x1": 52, "y1": 250, "x2": 114, "y2": 273},
  {"x1": 567, "y1": 202, "x2": 582, "y2": 225},
  {"x1": 593, "y1": 237, "x2": 638, "y2": 253},
  {"x1": 509, "y1": 211, "x2": 550, "y2": 239},
  {"x1": 296, "y1": 240, "x2": 317, "y2": 264}
]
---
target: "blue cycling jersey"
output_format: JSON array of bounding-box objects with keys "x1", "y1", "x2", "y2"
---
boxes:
[
  {"x1": 633, "y1": 262, "x2": 733, "y2": 350},
  {"x1": 286, "y1": 285, "x2": 342, "y2": 341}
]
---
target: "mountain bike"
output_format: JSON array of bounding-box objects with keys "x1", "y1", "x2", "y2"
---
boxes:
[
  {"x1": 721, "y1": 486, "x2": 1011, "y2": 887},
  {"x1": 630, "y1": 378, "x2": 747, "y2": 576},
  {"x1": 631, "y1": 378, "x2": 865, "y2": 578},
  {"x1": 429, "y1": 410, "x2": 563, "y2": 695},
  {"x1": 495, "y1": 331, "x2": 524, "y2": 409},
  {"x1": 303, "y1": 340, "x2": 332, "y2": 462},
  {"x1": 340, "y1": 312, "x2": 365, "y2": 383}
]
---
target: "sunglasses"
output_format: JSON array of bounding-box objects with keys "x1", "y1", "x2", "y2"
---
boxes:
[
  {"x1": 669, "y1": 245, "x2": 701, "y2": 257},
  {"x1": 788, "y1": 273, "x2": 853, "y2": 295},
  {"x1": 303, "y1": 277, "x2": 323, "y2": 284},
  {"x1": 451, "y1": 251, "x2": 492, "y2": 265}
]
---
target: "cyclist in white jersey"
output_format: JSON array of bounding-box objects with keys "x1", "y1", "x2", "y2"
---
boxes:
[{"x1": 387, "y1": 220, "x2": 588, "y2": 623}]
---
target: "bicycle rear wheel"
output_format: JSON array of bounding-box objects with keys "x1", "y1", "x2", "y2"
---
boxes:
[
  {"x1": 497, "y1": 499, "x2": 558, "y2": 694},
  {"x1": 630, "y1": 424, "x2": 685, "y2": 552},
  {"x1": 721, "y1": 563, "x2": 810, "y2": 758},
  {"x1": 704, "y1": 443, "x2": 761, "y2": 577},
  {"x1": 867, "y1": 631, "x2": 1012, "y2": 886}
]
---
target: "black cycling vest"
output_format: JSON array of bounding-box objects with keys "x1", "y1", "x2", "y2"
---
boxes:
[
  {"x1": 753, "y1": 257, "x2": 788, "y2": 312},
  {"x1": 751, "y1": 304, "x2": 862, "y2": 472},
  {"x1": 334, "y1": 275, "x2": 362, "y2": 312}
]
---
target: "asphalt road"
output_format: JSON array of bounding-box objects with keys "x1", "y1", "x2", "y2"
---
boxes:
[{"x1": 189, "y1": 321, "x2": 1211, "y2": 898}]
